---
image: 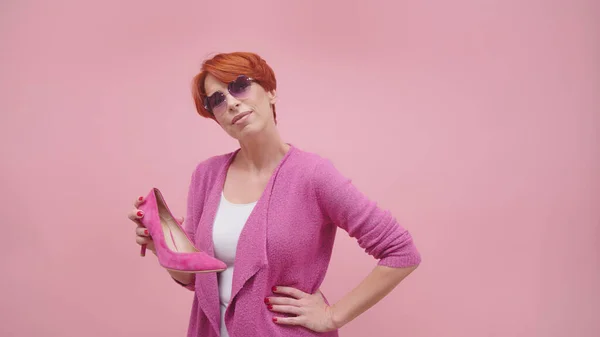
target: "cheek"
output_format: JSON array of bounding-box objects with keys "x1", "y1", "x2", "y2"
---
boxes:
[
  {"x1": 214, "y1": 115, "x2": 226, "y2": 125},
  {"x1": 247, "y1": 88, "x2": 272, "y2": 111},
  {"x1": 253, "y1": 96, "x2": 273, "y2": 115}
]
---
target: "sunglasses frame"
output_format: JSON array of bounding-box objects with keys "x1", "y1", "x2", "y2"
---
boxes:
[{"x1": 203, "y1": 75, "x2": 255, "y2": 114}]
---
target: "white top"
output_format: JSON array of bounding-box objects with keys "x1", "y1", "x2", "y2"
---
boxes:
[{"x1": 212, "y1": 192, "x2": 257, "y2": 337}]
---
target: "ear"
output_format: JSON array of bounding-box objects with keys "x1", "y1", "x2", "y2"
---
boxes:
[{"x1": 268, "y1": 90, "x2": 277, "y2": 105}]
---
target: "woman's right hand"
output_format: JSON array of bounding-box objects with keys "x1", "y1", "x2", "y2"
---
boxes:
[
  {"x1": 128, "y1": 195, "x2": 194, "y2": 287},
  {"x1": 128, "y1": 196, "x2": 155, "y2": 255}
]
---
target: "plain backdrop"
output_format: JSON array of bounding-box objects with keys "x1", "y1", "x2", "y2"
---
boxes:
[{"x1": 1, "y1": 0, "x2": 598, "y2": 336}]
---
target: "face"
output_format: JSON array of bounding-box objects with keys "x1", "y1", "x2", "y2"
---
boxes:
[{"x1": 203, "y1": 73, "x2": 277, "y2": 140}]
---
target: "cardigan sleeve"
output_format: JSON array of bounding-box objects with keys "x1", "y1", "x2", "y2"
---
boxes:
[
  {"x1": 171, "y1": 167, "x2": 201, "y2": 291},
  {"x1": 313, "y1": 158, "x2": 421, "y2": 268}
]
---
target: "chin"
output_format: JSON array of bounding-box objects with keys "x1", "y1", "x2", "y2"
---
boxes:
[{"x1": 233, "y1": 121, "x2": 266, "y2": 140}]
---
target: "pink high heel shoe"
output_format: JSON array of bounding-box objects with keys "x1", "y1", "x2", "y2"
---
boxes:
[{"x1": 138, "y1": 187, "x2": 227, "y2": 273}]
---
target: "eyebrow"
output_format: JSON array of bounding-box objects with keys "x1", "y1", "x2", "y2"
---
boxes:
[{"x1": 205, "y1": 89, "x2": 221, "y2": 97}]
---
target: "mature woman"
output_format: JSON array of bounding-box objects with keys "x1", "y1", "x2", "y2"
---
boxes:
[{"x1": 128, "y1": 52, "x2": 421, "y2": 337}]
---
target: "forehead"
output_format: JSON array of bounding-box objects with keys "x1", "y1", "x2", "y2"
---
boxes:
[{"x1": 204, "y1": 73, "x2": 228, "y2": 95}]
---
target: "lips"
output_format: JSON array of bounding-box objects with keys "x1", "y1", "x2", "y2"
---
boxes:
[{"x1": 232, "y1": 111, "x2": 252, "y2": 125}]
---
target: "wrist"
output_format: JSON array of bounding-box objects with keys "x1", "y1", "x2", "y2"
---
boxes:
[{"x1": 329, "y1": 303, "x2": 346, "y2": 330}]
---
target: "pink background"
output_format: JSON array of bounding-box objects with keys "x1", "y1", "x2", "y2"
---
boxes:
[{"x1": 1, "y1": 0, "x2": 598, "y2": 336}]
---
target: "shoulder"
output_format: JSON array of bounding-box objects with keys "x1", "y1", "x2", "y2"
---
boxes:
[
  {"x1": 286, "y1": 146, "x2": 330, "y2": 171},
  {"x1": 287, "y1": 147, "x2": 353, "y2": 211},
  {"x1": 195, "y1": 151, "x2": 232, "y2": 170},
  {"x1": 286, "y1": 146, "x2": 343, "y2": 182},
  {"x1": 189, "y1": 149, "x2": 236, "y2": 182}
]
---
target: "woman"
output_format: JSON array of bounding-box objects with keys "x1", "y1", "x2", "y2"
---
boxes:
[{"x1": 128, "y1": 52, "x2": 421, "y2": 337}]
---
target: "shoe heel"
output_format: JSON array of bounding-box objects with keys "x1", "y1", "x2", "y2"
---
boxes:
[{"x1": 140, "y1": 244, "x2": 147, "y2": 257}]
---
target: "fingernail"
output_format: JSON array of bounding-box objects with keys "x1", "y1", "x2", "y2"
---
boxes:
[
  {"x1": 144, "y1": 229, "x2": 149, "y2": 235},
  {"x1": 137, "y1": 211, "x2": 144, "y2": 217},
  {"x1": 272, "y1": 317, "x2": 277, "y2": 322},
  {"x1": 272, "y1": 286, "x2": 277, "y2": 292},
  {"x1": 264, "y1": 297, "x2": 270, "y2": 304},
  {"x1": 268, "y1": 304, "x2": 273, "y2": 310},
  {"x1": 138, "y1": 196, "x2": 143, "y2": 201}
]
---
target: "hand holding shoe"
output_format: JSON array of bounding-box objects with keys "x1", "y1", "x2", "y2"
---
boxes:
[{"x1": 128, "y1": 195, "x2": 183, "y2": 256}]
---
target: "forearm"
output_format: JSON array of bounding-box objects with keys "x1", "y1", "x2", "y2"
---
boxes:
[{"x1": 331, "y1": 264, "x2": 418, "y2": 328}]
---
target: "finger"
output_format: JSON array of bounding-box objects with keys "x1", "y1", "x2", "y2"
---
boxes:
[
  {"x1": 272, "y1": 316, "x2": 304, "y2": 326},
  {"x1": 135, "y1": 236, "x2": 152, "y2": 245},
  {"x1": 272, "y1": 286, "x2": 307, "y2": 299},
  {"x1": 266, "y1": 296, "x2": 298, "y2": 306},
  {"x1": 177, "y1": 216, "x2": 185, "y2": 225},
  {"x1": 269, "y1": 305, "x2": 303, "y2": 316},
  {"x1": 134, "y1": 195, "x2": 144, "y2": 207},
  {"x1": 128, "y1": 209, "x2": 144, "y2": 221},
  {"x1": 136, "y1": 227, "x2": 150, "y2": 237}
]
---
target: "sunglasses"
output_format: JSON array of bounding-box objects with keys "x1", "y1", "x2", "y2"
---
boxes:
[{"x1": 203, "y1": 75, "x2": 254, "y2": 115}]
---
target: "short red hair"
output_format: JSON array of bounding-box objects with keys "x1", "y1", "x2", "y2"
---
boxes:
[{"x1": 191, "y1": 52, "x2": 278, "y2": 122}]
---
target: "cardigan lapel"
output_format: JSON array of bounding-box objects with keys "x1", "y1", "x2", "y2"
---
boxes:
[{"x1": 194, "y1": 145, "x2": 295, "y2": 335}]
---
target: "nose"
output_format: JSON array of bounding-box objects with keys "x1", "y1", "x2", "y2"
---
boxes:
[{"x1": 225, "y1": 92, "x2": 241, "y2": 111}]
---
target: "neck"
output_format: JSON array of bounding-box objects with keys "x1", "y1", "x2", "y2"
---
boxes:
[{"x1": 236, "y1": 124, "x2": 289, "y2": 173}]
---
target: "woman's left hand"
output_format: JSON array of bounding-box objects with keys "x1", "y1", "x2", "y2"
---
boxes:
[{"x1": 266, "y1": 286, "x2": 339, "y2": 333}]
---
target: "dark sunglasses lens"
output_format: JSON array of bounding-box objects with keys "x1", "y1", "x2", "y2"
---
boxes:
[
  {"x1": 206, "y1": 92, "x2": 226, "y2": 113},
  {"x1": 229, "y1": 75, "x2": 252, "y2": 97}
]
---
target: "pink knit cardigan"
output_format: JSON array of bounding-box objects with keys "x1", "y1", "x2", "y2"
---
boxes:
[{"x1": 177, "y1": 145, "x2": 421, "y2": 336}]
